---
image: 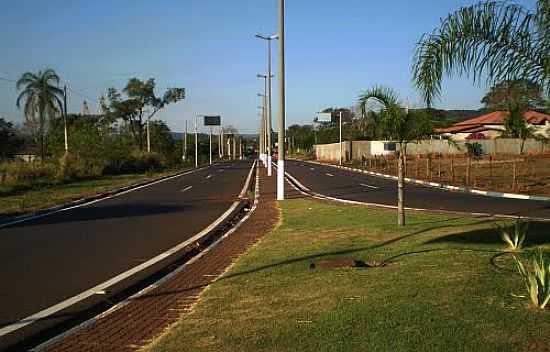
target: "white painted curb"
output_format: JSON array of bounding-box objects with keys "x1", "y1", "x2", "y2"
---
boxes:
[
  {"x1": 306, "y1": 160, "x2": 550, "y2": 202},
  {"x1": 0, "y1": 161, "x2": 257, "y2": 340}
]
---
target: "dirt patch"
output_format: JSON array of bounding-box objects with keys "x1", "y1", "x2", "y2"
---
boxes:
[{"x1": 309, "y1": 258, "x2": 386, "y2": 269}]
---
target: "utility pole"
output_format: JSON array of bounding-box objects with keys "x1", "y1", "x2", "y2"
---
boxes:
[
  {"x1": 209, "y1": 126, "x2": 213, "y2": 165},
  {"x1": 194, "y1": 117, "x2": 198, "y2": 168},
  {"x1": 146, "y1": 119, "x2": 151, "y2": 153},
  {"x1": 339, "y1": 110, "x2": 343, "y2": 166},
  {"x1": 256, "y1": 34, "x2": 278, "y2": 176},
  {"x1": 233, "y1": 135, "x2": 237, "y2": 160},
  {"x1": 63, "y1": 85, "x2": 68, "y2": 153},
  {"x1": 277, "y1": 0, "x2": 286, "y2": 200},
  {"x1": 183, "y1": 120, "x2": 188, "y2": 161}
]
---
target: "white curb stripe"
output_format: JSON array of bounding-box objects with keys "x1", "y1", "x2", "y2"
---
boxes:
[{"x1": 0, "y1": 161, "x2": 256, "y2": 339}]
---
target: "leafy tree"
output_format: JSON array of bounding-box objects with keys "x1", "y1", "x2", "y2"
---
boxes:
[
  {"x1": 103, "y1": 78, "x2": 185, "y2": 149},
  {"x1": 0, "y1": 118, "x2": 24, "y2": 159},
  {"x1": 148, "y1": 120, "x2": 177, "y2": 163},
  {"x1": 16, "y1": 69, "x2": 64, "y2": 160},
  {"x1": 481, "y1": 79, "x2": 547, "y2": 111},
  {"x1": 287, "y1": 124, "x2": 315, "y2": 152},
  {"x1": 359, "y1": 86, "x2": 433, "y2": 226},
  {"x1": 413, "y1": 0, "x2": 549, "y2": 107}
]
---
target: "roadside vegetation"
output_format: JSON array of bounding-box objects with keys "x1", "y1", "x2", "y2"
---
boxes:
[
  {"x1": 146, "y1": 199, "x2": 550, "y2": 352},
  {"x1": 1, "y1": 69, "x2": 247, "y2": 216}
]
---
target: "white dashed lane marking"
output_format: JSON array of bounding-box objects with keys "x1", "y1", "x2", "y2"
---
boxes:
[
  {"x1": 326, "y1": 173, "x2": 335, "y2": 177},
  {"x1": 206, "y1": 175, "x2": 213, "y2": 179},
  {"x1": 360, "y1": 183, "x2": 380, "y2": 189},
  {"x1": 181, "y1": 186, "x2": 193, "y2": 193}
]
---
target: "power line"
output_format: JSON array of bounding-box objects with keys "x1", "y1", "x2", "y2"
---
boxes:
[{"x1": 0, "y1": 76, "x2": 16, "y2": 83}]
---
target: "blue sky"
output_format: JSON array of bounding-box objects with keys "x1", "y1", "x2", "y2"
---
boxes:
[{"x1": 0, "y1": 0, "x2": 535, "y2": 134}]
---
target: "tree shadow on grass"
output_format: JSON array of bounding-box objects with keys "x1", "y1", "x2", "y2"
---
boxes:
[{"x1": 424, "y1": 221, "x2": 550, "y2": 247}]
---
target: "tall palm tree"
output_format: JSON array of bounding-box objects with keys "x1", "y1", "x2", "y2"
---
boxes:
[
  {"x1": 413, "y1": 0, "x2": 549, "y2": 107},
  {"x1": 359, "y1": 86, "x2": 432, "y2": 226},
  {"x1": 16, "y1": 69, "x2": 64, "y2": 160}
]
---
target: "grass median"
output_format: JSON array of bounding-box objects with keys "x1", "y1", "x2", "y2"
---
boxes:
[
  {"x1": 146, "y1": 199, "x2": 550, "y2": 352},
  {"x1": 0, "y1": 170, "x2": 183, "y2": 218}
]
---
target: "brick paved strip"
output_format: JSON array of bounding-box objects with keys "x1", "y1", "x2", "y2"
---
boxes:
[{"x1": 39, "y1": 167, "x2": 280, "y2": 352}]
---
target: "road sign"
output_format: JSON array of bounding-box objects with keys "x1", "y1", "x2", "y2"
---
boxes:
[
  {"x1": 204, "y1": 115, "x2": 221, "y2": 126},
  {"x1": 316, "y1": 112, "x2": 332, "y2": 122}
]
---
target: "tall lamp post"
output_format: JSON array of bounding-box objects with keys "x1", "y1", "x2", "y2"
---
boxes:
[
  {"x1": 255, "y1": 34, "x2": 278, "y2": 176},
  {"x1": 277, "y1": 0, "x2": 286, "y2": 200}
]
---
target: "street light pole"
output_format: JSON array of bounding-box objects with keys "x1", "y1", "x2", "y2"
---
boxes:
[
  {"x1": 183, "y1": 120, "x2": 188, "y2": 161},
  {"x1": 194, "y1": 117, "x2": 198, "y2": 168},
  {"x1": 256, "y1": 34, "x2": 278, "y2": 176},
  {"x1": 339, "y1": 110, "x2": 343, "y2": 166},
  {"x1": 209, "y1": 126, "x2": 213, "y2": 165},
  {"x1": 63, "y1": 85, "x2": 69, "y2": 154},
  {"x1": 277, "y1": 0, "x2": 286, "y2": 200}
]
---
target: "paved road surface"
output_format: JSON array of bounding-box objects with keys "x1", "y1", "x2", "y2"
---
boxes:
[
  {"x1": 0, "y1": 160, "x2": 253, "y2": 328},
  {"x1": 285, "y1": 160, "x2": 550, "y2": 220}
]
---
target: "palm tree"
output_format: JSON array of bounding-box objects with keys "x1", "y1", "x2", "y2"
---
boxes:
[
  {"x1": 16, "y1": 69, "x2": 64, "y2": 160},
  {"x1": 413, "y1": 0, "x2": 549, "y2": 107},
  {"x1": 359, "y1": 86, "x2": 432, "y2": 226}
]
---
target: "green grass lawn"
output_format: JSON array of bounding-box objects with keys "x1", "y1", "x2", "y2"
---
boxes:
[
  {"x1": 0, "y1": 170, "x2": 179, "y2": 218},
  {"x1": 146, "y1": 199, "x2": 550, "y2": 352}
]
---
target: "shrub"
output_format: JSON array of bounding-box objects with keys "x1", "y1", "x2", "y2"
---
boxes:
[
  {"x1": 496, "y1": 218, "x2": 528, "y2": 251},
  {"x1": 0, "y1": 161, "x2": 56, "y2": 185},
  {"x1": 465, "y1": 142, "x2": 483, "y2": 159},
  {"x1": 514, "y1": 249, "x2": 550, "y2": 309}
]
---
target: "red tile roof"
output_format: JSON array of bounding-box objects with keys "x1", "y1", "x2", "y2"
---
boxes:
[{"x1": 436, "y1": 110, "x2": 550, "y2": 134}]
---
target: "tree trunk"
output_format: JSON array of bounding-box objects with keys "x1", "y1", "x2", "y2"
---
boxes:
[
  {"x1": 39, "y1": 106, "x2": 45, "y2": 162},
  {"x1": 397, "y1": 146, "x2": 405, "y2": 227}
]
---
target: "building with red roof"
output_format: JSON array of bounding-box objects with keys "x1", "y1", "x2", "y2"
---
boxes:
[{"x1": 435, "y1": 110, "x2": 550, "y2": 140}]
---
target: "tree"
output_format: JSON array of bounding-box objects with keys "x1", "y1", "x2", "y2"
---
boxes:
[
  {"x1": 103, "y1": 78, "x2": 185, "y2": 150},
  {"x1": 0, "y1": 118, "x2": 24, "y2": 159},
  {"x1": 503, "y1": 105, "x2": 533, "y2": 154},
  {"x1": 413, "y1": 0, "x2": 549, "y2": 107},
  {"x1": 481, "y1": 79, "x2": 547, "y2": 111},
  {"x1": 358, "y1": 86, "x2": 433, "y2": 226},
  {"x1": 16, "y1": 69, "x2": 64, "y2": 160}
]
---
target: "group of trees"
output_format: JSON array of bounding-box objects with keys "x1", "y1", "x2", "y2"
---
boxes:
[
  {"x1": 288, "y1": 0, "x2": 548, "y2": 226},
  {"x1": 4, "y1": 70, "x2": 188, "y2": 176}
]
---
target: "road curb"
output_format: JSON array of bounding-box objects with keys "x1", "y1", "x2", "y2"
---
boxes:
[
  {"x1": 30, "y1": 161, "x2": 260, "y2": 352},
  {"x1": 0, "y1": 161, "x2": 255, "y2": 350},
  {"x1": 305, "y1": 160, "x2": 550, "y2": 202},
  {"x1": 0, "y1": 166, "x2": 212, "y2": 229}
]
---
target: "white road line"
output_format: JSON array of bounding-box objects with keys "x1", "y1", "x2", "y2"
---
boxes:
[
  {"x1": 360, "y1": 183, "x2": 379, "y2": 189},
  {"x1": 310, "y1": 168, "x2": 315, "y2": 171},
  {"x1": 181, "y1": 186, "x2": 193, "y2": 193},
  {"x1": 325, "y1": 173, "x2": 334, "y2": 177},
  {"x1": 206, "y1": 175, "x2": 213, "y2": 179},
  {"x1": 0, "y1": 161, "x2": 257, "y2": 340}
]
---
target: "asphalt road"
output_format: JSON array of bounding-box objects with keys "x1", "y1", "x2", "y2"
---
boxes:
[
  {"x1": 285, "y1": 160, "x2": 550, "y2": 220},
  {"x1": 0, "y1": 160, "x2": 253, "y2": 328}
]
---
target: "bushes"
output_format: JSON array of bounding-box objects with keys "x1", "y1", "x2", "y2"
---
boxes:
[
  {"x1": 102, "y1": 151, "x2": 166, "y2": 175},
  {"x1": 0, "y1": 161, "x2": 56, "y2": 185}
]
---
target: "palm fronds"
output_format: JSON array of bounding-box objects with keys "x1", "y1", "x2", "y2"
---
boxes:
[{"x1": 413, "y1": 0, "x2": 549, "y2": 106}]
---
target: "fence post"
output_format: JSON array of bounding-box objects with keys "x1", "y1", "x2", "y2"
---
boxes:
[
  {"x1": 513, "y1": 160, "x2": 517, "y2": 192},
  {"x1": 426, "y1": 154, "x2": 431, "y2": 180},
  {"x1": 415, "y1": 155, "x2": 420, "y2": 179},
  {"x1": 466, "y1": 156, "x2": 471, "y2": 186},
  {"x1": 489, "y1": 155, "x2": 493, "y2": 177},
  {"x1": 451, "y1": 154, "x2": 455, "y2": 183},
  {"x1": 438, "y1": 153, "x2": 442, "y2": 181}
]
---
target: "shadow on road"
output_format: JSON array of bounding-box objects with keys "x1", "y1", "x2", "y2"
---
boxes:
[{"x1": 3, "y1": 203, "x2": 190, "y2": 229}]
